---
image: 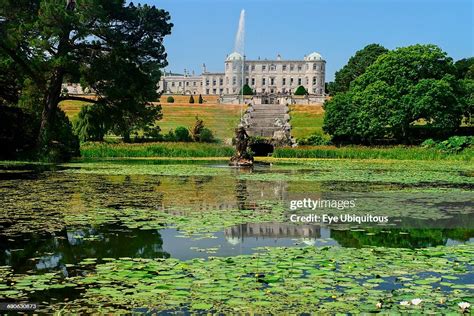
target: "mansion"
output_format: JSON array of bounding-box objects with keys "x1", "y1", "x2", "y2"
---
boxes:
[{"x1": 158, "y1": 52, "x2": 326, "y2": 103}]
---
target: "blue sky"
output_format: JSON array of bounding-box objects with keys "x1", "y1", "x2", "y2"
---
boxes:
[{"x1": 140, "y1": 0, "x2": 473, "y2": 81}]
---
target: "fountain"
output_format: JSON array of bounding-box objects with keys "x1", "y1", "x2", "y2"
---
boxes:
[
  {"x1": 233, "y1": 10, "x2": 245, "y2": 107},
  {"x1": 229, "y1": 10, "x2": 253, "y2": 167},
  {"x1": 234, "y1": 9, "x2": 245, "y2": 56}
]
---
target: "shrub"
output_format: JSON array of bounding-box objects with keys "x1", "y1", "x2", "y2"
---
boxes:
[
  {"x1": 436, "y1": 136, "x2": 472, "y2": 153},
  {"x1": 240, "y1": 84, "x2": 254, "y2": 95},
  {"x1": 167, "y1": 96, "x2": 175, "y2": 103},
  {"x1": 174, "y1": 126, "x2": 191, "y2": 142},
  {"x1": 0, "y1": 105, "x2": 37, "y2": 159},
  {"x1": 421, "y1": 136, "x2": 472, "y2": 153},
  {"x1": 142, "y1": 126, "x2": 162, "y2": 141},
  {"x1": 421, "y1": 138, "x2": 437, "y2": 148},
  {"x1": 198, "y1": 94, "x2": 203, "y2": 104},
  {"x1": 41, "y1": 109, "x2": 80, "y2": 162},
  {"x1": 189, "y1": 95, "x2": 195, "y2": 104},
  {"x1": 294, "y1": 86, "x2": 308, "y2": 96},
  {"x1": 199, "y1": 128, "x2": 214, "y2": 143},
  {"x1": 0, "y1": 105, "x2": 78, "y2": 161},
  {"x1": 298, "y1": 134, "x2": 330, "y2": 146},
  {"x1": 163, "y1": 130, "x2": 176, "y2": 142}
]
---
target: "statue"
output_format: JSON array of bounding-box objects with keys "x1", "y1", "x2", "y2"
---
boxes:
[{"x1": 229, "y1": 124, "x2": 253, "y2": 167}]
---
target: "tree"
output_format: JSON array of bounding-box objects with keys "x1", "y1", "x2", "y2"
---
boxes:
[
  {"x1": 198, "y1": 94, "x2": 204, "y2": 104},
  {"x1": 327, "y1": 44, "x2": 388, "y2": 95},
  {"x1": 0, "y1": 0, "x2": 172, "y2": 153},
  {"x1": 74, "y1": 104, "x2": 110, "y2": 142},
  {"x1": 0, "y1": 51, "x2": 23, "y2": 107},
  {"x1": 454, "y1": 57, "x2": 474, "y2": 80},
  {"x1": 191, "y1": 116, "x2": 204, "y2": 141},
  {"x1": 189, "y1": 95, "x2": 195, "y2": 104},
  {"x1": 189, "y1": 116, "x2": 214, "y2": 142},
  {"x1": 294, "y1": 86, "x2": 308, "y2": 96},
  {"x1": 240, "y1": 84, "x2": 254, "y2": 95},
  {"x1": 324, "y1": 44, "x2": 467, "y2": 143}
]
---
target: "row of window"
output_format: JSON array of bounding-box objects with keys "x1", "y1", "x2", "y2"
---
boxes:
[
  {"x1": 167, "y1": 76, "x2": 323, "y2": 88},
  {"x1": 169, "y1": 81, "x2": 202, "y2": 87},
  {"x1": 203, "y1": 87, "x2": 325, "y2": 95},
  {"x1": 227, "y1": 63, "x2": 324, "y2": 72},
  {"x1": 243, "y1": 76, "x2": 321, "y2": 86}
]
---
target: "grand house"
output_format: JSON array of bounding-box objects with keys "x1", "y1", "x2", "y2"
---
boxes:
[
  {"x1": 158, "y1": 51, "x2": 326, "y2": 103},
  {"x1": 62, "y1": 51, "x2": 327, "y2": 104}
]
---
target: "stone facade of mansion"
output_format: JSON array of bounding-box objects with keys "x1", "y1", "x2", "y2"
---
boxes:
[{"x1": 158, "y1": 52, "x2": 326, "y2": 103}]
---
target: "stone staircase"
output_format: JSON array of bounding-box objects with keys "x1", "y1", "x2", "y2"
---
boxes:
[{"x1": 244, "y1": 104, "x2": 291, "y2": 137}]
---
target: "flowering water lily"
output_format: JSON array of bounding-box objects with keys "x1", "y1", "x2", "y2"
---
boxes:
[
  {"x1": 400, "y1": 301, "x2": 410, "y2": 306},
  {"x1": 376, "y1": 302, "x2": 382, "y2": 309},
  {"x1": 458, "y1": 302, "x2": 470, "y2": 311},
  {"x1": 411, "y1": 299, "x2": 423, "y2": 305}
]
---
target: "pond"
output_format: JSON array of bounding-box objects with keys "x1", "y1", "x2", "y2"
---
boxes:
[{"x1": 0, "y1": 158, "x2": 472, "y2": 313}]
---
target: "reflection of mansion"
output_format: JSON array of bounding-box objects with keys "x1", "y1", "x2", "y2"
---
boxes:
[
  {"x1": 224, "y1": 223, "x2": 321, "y2": 245},
  {"x1": 158, "y1": 52, "x2": 326, "y2": 104}
]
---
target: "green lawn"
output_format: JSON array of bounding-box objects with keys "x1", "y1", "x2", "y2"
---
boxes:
[{"x1": 289, "y1": 105, "x2": 325, "y2": 139}]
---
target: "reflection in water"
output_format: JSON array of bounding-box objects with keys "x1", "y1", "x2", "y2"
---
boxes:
[
  {"x1": 235, "y1": 179, "x2": 248, "y2": 210},
  {"x1": 225, "y1": 223, "x2": 321, "y2": 245},
  {"x1": 0, "y1": 226, "x2": 169, "y2": 274},
  {"x1": 330, "y1": 227, "x2": 474, "y2": 249},
  {"x1": 1, "y1": 224, "x2": 472, "y2": 273}
]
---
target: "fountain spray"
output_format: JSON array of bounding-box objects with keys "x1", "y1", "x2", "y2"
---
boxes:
[{"x1": 233, "y1": 9, "x2": 245, "y2": 116}]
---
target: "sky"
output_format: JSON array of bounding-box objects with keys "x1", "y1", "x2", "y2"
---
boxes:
[{"x1": 139, "y1": 0, "x2": 473, "y2": 81}]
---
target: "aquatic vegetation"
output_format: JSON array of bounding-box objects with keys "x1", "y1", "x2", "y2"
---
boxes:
[
  {"x1": 63, "y1": 202, "x2": 286, "y2": 239},
  {"x1": 1, "y1": 244, "x2": 472, "y2": 313},
  {"x1": 80, "y1": 142, "x2": 235, "y2": 158},
  {"x1": 60, "y1": 158, "x2": 474, "y2": 185},
  {"x1": 273, "y1": 146, "x2": 474, "y2": 161},
  {"x1": 246, "y1": 159, "x2": 474, "y2": 185},
  {"x1": 0, "y1": 159, "x2": 472, "y2": 313},
  {"x1": 0, "y1": 159, "x2": 472, "y2": 237}
]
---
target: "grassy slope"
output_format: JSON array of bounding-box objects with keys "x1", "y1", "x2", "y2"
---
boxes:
[
  {"x1": 159, "y1": 104, "x2": 242, "y2": 139},
  {"x1": 60, "y1": 98, "x2": 325, "y2": 140},
  {"x1": 289, "y1": 105, "x2": 325, "y2": 139}
]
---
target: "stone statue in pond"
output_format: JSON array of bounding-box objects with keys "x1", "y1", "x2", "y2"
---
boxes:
[{"x1": 229, "y1": 124, "x2": 254, "y2": 167}]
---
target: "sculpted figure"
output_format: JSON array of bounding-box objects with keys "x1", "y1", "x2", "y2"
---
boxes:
[
  {"x1": 229, "y1": 124, "x2": 253, "y2": 167},
  {"x1": 235, "y1": 125, "x2": 249, "y2": 157}
]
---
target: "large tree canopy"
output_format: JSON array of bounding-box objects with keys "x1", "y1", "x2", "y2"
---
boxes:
[
  {"x1": 327, "y1": 43, "x2": 388, "y2": 95},
  {"x1": 323, "y1": 44, "x2": 471, "y2": 144},
  {"x1": 454, "y1": 57, "x2": 474, "y2": 80},
  {"x1": 0, "y1": 0, "x2": 173, "y2": 153}
]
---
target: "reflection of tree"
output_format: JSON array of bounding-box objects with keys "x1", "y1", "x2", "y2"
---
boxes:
[
  {"x1": 0, "y1": 226, "x2": 169, "y2": 273},
  {"x1": 330, "y1": 228, "x2": 474, "y2": 249}
]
